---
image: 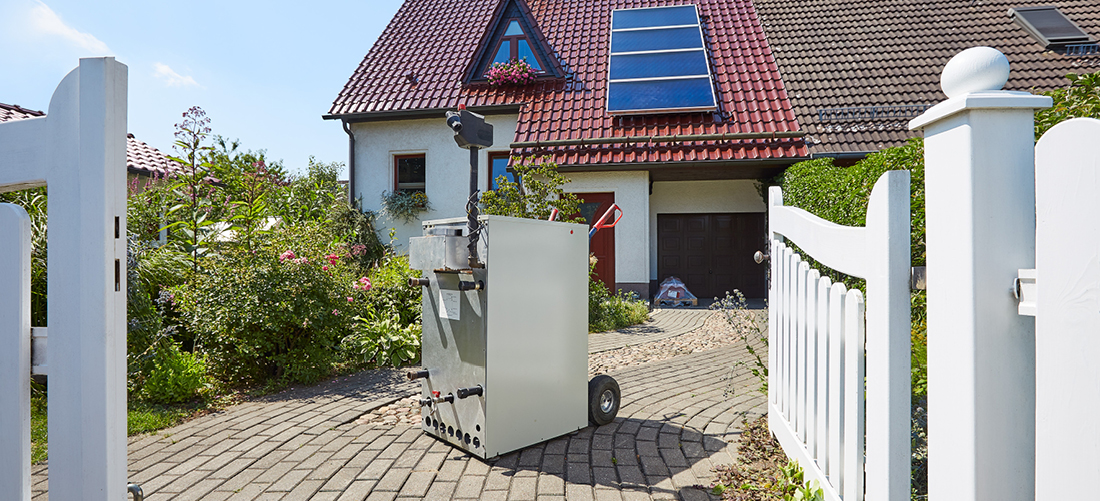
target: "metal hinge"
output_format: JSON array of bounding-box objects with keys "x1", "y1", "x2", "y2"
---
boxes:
[
  {"x1": 910, "y1": 266, "x2": 927, "y2": 291},
  {"x1": 1013, "y1": 269, "x2": 1037, "y2": 317}
]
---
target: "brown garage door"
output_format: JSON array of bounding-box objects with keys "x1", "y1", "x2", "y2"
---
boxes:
[{"x1": 657, "y1": 213, "x2": 767, "y2": 300}]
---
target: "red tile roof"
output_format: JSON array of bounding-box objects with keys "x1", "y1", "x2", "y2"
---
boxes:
[
  {"x1": 0, "y1": 102, "x2": 44, "y2": 122},
  {"x1": 126, "y1": 133, "x2": 183, "y2": 178},
  {"x1": 753, "y1": 0, "x2": 1100, "y2": 154},
  {"x1": 0, "y1": 102, "x2": 180, "y2": 177},
  {"x1": 327, "y1": 0, "x2": 807, "y2": 168}
]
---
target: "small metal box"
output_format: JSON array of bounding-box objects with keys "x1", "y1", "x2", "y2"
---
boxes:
[{"x1": 409, "y1": 215, "x2": 588, "y2": 458}]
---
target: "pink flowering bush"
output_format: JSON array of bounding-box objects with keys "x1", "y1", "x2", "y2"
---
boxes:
[
  {"x1": 486, "y1": 58, "x2": 538, "y2": 87},
  {"x1": 173, "y1": 222, "x2": 422, "y2": 384}
]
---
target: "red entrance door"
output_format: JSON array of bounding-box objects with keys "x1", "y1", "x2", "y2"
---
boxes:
[{"x1": 575, "y1": 192, "x2": 615, "y2": 292}]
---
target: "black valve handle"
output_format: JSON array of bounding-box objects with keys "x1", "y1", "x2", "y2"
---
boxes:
[{"x1": 456, "y1": 385, "x2": 484, "y2": 399}]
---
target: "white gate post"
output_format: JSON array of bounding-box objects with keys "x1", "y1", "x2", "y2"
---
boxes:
[
  {"x1": 0, "y1": 57, "x2": 128, "y2": 501},
  {"x1": 909, "y1": 47, "x2": 1050, "y2": 500},
  {"x1": 0, "y1": 204, "x2": 32, "y2": 501}
]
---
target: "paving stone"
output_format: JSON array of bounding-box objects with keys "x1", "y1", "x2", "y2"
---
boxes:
[
  {"x1": 423, "y1": 480, "x2": 458, "y2": 500},
  {"x1": 396, "y1": 470, "x2": 435, "y2": 497},
  {"x1": 283, "y1": 479, "x2": 323, "y2": 501},
  {"x1": 334, "y1": 480, "x2": 376, "y2": 499},
  {"x1": 374, "y1": 467, "x2": 412, "y2": 492},
  {"x1": 506, "y1": 474, "x2": 537, "y2": 500},
  {"x1": 269, "y1": 469, "x2": 310, "y2": 492},
  {"x1": 567, "y1": 461, "x2": 592, "y2": 484},
  {"x1": 358, "y1": 459, "x2": 395, "y2": 480},
  {"x1": 536, "y1": 473, "x2": 565, "y2": 495},
  {"x1": 31, "y1": 320, "x2": 775, "y2": 501},
  {"x1": 453, "y1": 475, "x2": 485, "y2": 498}
]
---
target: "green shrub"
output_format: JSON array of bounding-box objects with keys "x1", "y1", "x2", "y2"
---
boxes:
[
  {"x1": 1035, "y1": 70, "x2": 1100, "y2": 139},
  {"x1": 174, "y1": 226, "x2": 360, "y2": 384},
  {"x1": 142, "y1": 342, "x2": 208, "y2": 404},
  {"x1": 589, "y1": 274, "x2": 650, "y2": 332},
  {"x1": 342, "y1": 312, "x2": 421, "y2": 368}
]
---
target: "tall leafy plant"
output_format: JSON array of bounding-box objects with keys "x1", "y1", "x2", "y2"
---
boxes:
[{"x1": 164, "y1": 107, "x2": 218, "y2": 271}]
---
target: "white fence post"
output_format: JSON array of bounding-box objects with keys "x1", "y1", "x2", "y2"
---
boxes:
[
  {"x1": 0, "y1": 57, "x2": 128, "y2": 501},
  {"x1": 0, "y1": 204, "x2": 32, "y2": 501},
  {"x1": 909, "y1": 47, "x2": 1050, "y2": 501}
]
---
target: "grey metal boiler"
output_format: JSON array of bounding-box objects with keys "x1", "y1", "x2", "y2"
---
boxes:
[{"x1": 407, "y1": 215, "x2": 621, "y2": 459}]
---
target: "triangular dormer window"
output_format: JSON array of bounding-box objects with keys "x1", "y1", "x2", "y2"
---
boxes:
[{"x1": 464, "y1": 0, "x2": 564, "y2": 84}]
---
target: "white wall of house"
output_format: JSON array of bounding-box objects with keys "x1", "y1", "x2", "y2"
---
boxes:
[
  {"x1": 351, "y1": 113, "x2": 520, "y2": 250},
  {"x1": 647, "y1": 179, "x2": 764, "y2": 280},
  {"x1": 564, "y1": 171, "x2": 650, "y2": 289}
]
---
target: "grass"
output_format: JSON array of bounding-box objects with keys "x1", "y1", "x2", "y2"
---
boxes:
[{"x1": 28, "y1": 391, "x2": 219, "y2": 464}]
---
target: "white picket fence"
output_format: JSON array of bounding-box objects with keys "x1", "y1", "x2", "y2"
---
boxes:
[{"x1": 767, "y1": 170, "x2": 911, "y2": 501}]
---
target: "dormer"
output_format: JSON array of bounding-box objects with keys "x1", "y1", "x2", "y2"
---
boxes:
[{"x1": 464, "y1": 0, "x2": 565, "y2": 84}]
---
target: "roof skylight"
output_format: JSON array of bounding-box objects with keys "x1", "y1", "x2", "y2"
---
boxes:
[
  {"x1": 606, "y1": 5, "x2": 717, "y2": 115},
  {"x1": 1009, "y1": 6, "x2": 1094, "y2": 48}
]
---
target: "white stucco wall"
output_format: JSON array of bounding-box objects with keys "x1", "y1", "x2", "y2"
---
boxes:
[
  {"x1": 351, "y1": 113, "x2": 519, "y2": 250},
  {"x1": 648, "y1": 179, "x2": 764, "y2": 280},
  {"x1": 564, "y1": 171, "x2": 650, "y2": 286}
]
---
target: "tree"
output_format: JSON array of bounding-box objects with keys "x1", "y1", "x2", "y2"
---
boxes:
[{"x1": 479, "y1": 156, "x2": 583, "y2": 220}]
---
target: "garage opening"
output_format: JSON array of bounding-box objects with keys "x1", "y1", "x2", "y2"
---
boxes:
[{"x1": 657, "y1": 213, "x2": 766, "y2": 300}]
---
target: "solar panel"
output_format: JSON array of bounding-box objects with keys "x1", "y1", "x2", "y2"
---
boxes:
[
  {"x1": 1010, "y1": 6, "x2": 1094, "y2": 47},
  {"x1": 606, "y1": 5, "x2": 717, "y2": 115}
]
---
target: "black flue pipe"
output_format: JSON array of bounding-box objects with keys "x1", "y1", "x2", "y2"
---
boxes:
[{"x1": 467, "y1": 147, "x2": 483, "y2": 268}]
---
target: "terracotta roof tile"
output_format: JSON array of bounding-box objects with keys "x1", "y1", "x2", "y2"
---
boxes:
[
  {"x1": 754, "y1": 0, "x2": 1100, "y2": 154},
  {"x1": 328, "y1": 0, "x2": 806, "y2": 165}
]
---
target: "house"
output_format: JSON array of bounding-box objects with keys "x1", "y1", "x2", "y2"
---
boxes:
[
  {"x1": 0, "y1": 102, "x2": 179, "y2": 184},
  {"x1": 324, "y1": 0, "x2": 808, "y2": 300},
  {"x1": 752, "y1": 0, "x2": 1100, "y2": 160}
]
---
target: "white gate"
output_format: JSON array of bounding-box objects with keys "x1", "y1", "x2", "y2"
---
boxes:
[
  {"x1": 1029, "y1": 117, "x2": 1100, "y2": 497},
  {"x1": 767, "y1": 170, "x2": 911, "y2": 501},
  {"x1": 0, "y1": 57, "x2": 128, "y2": 501}
]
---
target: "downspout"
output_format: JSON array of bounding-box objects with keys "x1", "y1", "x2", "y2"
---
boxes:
[{"x1": 342, "y1": 120, "x2": 357, "y2": 209}]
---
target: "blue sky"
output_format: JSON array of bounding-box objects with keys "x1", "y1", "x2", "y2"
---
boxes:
[{"x1": 0, "y1": 0, "x2": 402, "y2": 176}]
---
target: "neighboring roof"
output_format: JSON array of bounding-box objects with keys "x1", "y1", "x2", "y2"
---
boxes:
[
  {"x1": 753, "y1": 0, "x2": 1100, "y2": 155},
  {"x1": 126, "y1": 133, "x2": 183, "y2": 178},
  {"x1": 0, "y1": 102, "x2": 45, "y2": 122},
  {"x1": 0, "y1": 102, "x2": 179, "y2": 177},
  {"x1": 327, "y1": 0, "x2": 807, "y2": 171}
]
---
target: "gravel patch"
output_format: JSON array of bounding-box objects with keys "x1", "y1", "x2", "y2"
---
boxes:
[{"x1": 588, "y1": 308, "x2": 763, "y2": 377}]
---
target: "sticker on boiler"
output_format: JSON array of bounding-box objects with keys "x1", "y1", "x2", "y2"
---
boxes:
[{"x1": 439, "y1": 290, "x2": 461, "y2": 320}]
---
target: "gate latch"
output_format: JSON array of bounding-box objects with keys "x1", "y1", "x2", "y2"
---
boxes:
[{"x1": 1014, "y1": 269, "x2": 1037, "y2": 317}]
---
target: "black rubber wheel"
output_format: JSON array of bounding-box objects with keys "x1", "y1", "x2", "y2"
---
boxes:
[{"x1": 588, "y1": 375, "x2": 620, "y2": 426}]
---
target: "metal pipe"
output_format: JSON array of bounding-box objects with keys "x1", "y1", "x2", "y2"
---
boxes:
[
  {"x1": 342, "y1": 120, "x2": 356, "y2": 207},
  {"x1": 509, "y1": 130, "x2": 805, "y2": 149},
  {"x1": 127, "y1": 483, "x2": 143, "y2": 501}
]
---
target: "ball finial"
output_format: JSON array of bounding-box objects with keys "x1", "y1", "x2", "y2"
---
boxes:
[{"x1": 940, "y1": 47, "x2": 1010, "y2": 98}]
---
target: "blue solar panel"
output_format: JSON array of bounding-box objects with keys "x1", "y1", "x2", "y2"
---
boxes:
[
  {"x1": 609, "y1": 51, "x2": 708, "y2": 80},
  {"x1": 610, "y1": 27, "x2": 703, "y2": 53},
  {"x1": 607, "y1": 5, "x2": 717, "y2": 114},
  {"x1": 611, "y1": 5, "x2": 699, "y2": 30},
  {"x1": 607, "y1": 78, "x2": 715, "y2": 113}
]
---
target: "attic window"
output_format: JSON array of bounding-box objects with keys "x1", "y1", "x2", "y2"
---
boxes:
[
  {"x1": 490, "y1": 19, "x2": 543, "y2": 70},
  {"x1": 464, "y1": 0, "x2": 564, "y2": 83},
  {"x1": 1009, "y1": 6, "x2": 1094, "y2": 48}
]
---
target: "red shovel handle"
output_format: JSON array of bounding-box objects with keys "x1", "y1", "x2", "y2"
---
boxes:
[{"x1": 594, "y1": 204, "x2": 622, "y2": 230}]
